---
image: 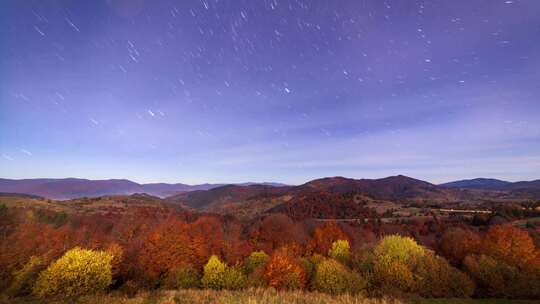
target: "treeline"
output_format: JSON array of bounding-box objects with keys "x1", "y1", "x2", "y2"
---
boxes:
[{"x1": 0, "y1": 203, "x2": 539, "y2": 300}]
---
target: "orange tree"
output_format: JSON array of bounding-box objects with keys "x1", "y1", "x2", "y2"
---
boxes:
[
  {"x1": 262, "y1": 247, "x2": 306, "y2": 290},
  {"x1": 137, "y1": 219, "x2": 194, "y2": 283},
  {"x1": 464, "y1": 225, "x2": 540, "y2": 298},
  {"x1": 308, "y1": 221, "x2": 349, "y2": 255},
  {"x1": 480, "y1": 224, "x2": 537, "y2": 268}
]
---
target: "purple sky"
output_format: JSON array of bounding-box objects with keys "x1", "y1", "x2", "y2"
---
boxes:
[{"x1": 1, "y1": 0, "x2": 540, "y2": 184}]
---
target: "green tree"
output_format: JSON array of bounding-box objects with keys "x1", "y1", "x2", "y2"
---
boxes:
[
  {"x1": 312, "y1": 259, "x2": 366, "y2": 295},
  {"x1": 201, "y1": 255, "x2": 227, "y2": 290},
  {"x1": 162, "y1": 266, "x2": 201, "y2": 289},
  {"x1": 464, "y1": 254, "x2": 540, "y2": 298},
  {"x1": 222, "y1": 266, "x2": 247, "y2": 290},
  {"x1": 328, "y1": 240, "x2": 351, "y2": 265},
  {"x1": 33, "y1": 247, "x2": 113, "y2": 298},
  {"x1": 6, "y1": 256, "x2": 44, "y2": 297},
  {"x1": 242, "y1": 251, "x2": 268, "y2": 275},
  {"x1": 412, "y1": 251, "x2": 475, "y2": 298},
  {"x1": 374, "y1": 235, "x2": 424, "y2": 264},
  {"x1": 371, "y1": 235, "x2": 425, "y2": 295}
]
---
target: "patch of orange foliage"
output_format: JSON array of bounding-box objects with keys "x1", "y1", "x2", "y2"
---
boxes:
[
  {"x1": 308, "y1": 221, "x2": 349, "y2": 255},
  {"x1": 262, "y1": 248, "x2": 306, "y2": 290}
]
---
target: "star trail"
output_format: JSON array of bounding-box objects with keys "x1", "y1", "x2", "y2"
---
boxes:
[{"x1": 1, "y1": 0, "x2": 539, "y2": 184}]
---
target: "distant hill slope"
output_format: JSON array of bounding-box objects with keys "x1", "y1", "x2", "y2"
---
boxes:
[
  {"x1": 505, "y1": 180, "x2": 540, "y2": 190},
  {"x1": 295, "y1": 175, "x2": 449, "y2": 201},
  {"x1": 0, "y1": 178, "x2": 142, "y2": 200},
  {"x1": 0, "y1": 192, "x2": 192, "y2": 217},
  {"x1": 267, "y1": 192, "x2": 377, "y2": 220},
  {"x1": 440, "y1": 178, "x2": 511, "y2": 190},
  {"x1": 167, "y1": 184, "x2": 292, "y2": 210},
  {"x1": 440, "y1": 178, "x2": 540, "y2": 200},
  {"x1": 440, "y1": 178, "x2": 540, "y2": 191},
  {"x1": 0, "y1": 178, "x2": 285, "y2": 200},
  {"x1": 0, "y1": 192, "x2": 44, "y2": 199},
  {"x1": 140, "y1": 183, "x2": 221, "y2": 198},
  {"x1": 168, "y1": 175, "x2": 462, "y2": 212}
]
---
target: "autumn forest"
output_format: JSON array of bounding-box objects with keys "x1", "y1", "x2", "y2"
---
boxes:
[{"x1": 0, "y1": 183, "x2": 539, "y2": 303}]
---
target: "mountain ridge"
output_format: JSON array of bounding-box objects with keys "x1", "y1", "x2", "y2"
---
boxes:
[
  {"x1": 440, "y1": 178, "x2": 540, "y2": 191},
  {"x1": 0, "y1": 178, "x2": 287, "y2": 200},
  {"x1": 2, "y1": 175, "x2": 540, "y2": 202}
]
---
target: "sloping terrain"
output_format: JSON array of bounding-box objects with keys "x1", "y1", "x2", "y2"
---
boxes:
[
  {"x1": 167, "y1": 184, "x2": 292, "y2": 210},
  {"x1": 441, "y1": 178, "x2": 540, "y2": 199},
  {"x1": 296, "y1": 175, "x2": 451, "y2": 201},
  {"x1": 0, "y1": 178, "x2": 223, "y2": 199},
  {"x1": 168, "y1": 175, "x2": 463, "y2": 215},
  {"x1": 0, "y1": 178, "x2": 282, "y2": 200},
  {"x1": 440, "y1": 178, "x2": 512, "y2": 190},
  {"x1": 0, "y1": 178, "x2": 141, "y2": 200},
  {"x1": 441, "y1": 178, "x2": 540, "y2": 191},
  {"x1": 267, "y1": 192, "x2": 378, "y2": 220},
  {"x1": 0, "y1": 192, "x2": 189, "y2": 217}
]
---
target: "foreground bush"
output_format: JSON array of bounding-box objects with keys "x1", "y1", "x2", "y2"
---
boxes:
[
  {"x1": 242, "y1": 251, "x2": 269, "y2": 288},
  {"x1": 6, "y1": 256, "x2": 44, "y2": 297},
  {"x1": 263, "y1": 249, "x2": 306, "y2": 290},
  {"x1": 243, "y1": 251, "x2": 269, "y2": 275},
  {"x1": 371, "y1": 235, "x2": 424, "y2": 295},
  {"x1": 464, "y1": 254, "x2": 540, "y2": 298},
  {"x1": 329, "y1": 240, "x2": 351, "y2": 265},
  {"x1": 299, "y1": 257, "x2": 316, "y2": 283},
  {"x1": 462, "y1": 225, "x2": 540, "y2": 299},
  {"x1": 32, "y1": 247, "x2": 113, "y2": 298},
  {"x1": 412, "y1": 251, "x2": 475, "y2": 298},
  {"x1": 312, "y1": 259, "x2": 366, "y2": 295},
  {"x1": 369, "y1": 235, "x2": 474, "y2": 298},
  {"x1": 373, "y1": 235, "x2": 425, "y2": 264},
  {"x1": 163, "y1": 266, "x2": 201, "y2": 289},
  {"x1": 222, "y1": 266, "x2": 247, "y2": 290},
  {"x1": 201, "y1": 255, "x2": 247, "y2": 290},
  {"x1": 202, "y1": 255, "x2": 227, "y2": 290},
  {"x1": 372, "y1": 256, "x2": 415, "y2": 295}
]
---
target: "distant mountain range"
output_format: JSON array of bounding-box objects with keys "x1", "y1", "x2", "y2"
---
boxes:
[
  {"x1": 0, "y1": 178, "x2": 287, "y2": 200},
  {"x1": 440, "y1": 178, "x2": 540, "y2": 191},
  {"x1": 1, "y1": 176, "x2": 539, "y2": 202}
]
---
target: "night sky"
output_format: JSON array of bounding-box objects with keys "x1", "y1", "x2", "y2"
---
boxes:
[{"x1": 1, "y1": 0, "x2": 540, "y2": 185}]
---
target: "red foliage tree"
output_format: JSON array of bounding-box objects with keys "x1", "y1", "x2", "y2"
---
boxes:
[
  {"x1": 481, "y1": 224, "x2": 537, "y2": 268},
  {"x1": 439, "y1": 227, "x2": 481, "y2": 265},
  {"x1": 188, "y1": 216, "x2": 225, "y2": 268},
  {"x1": 138, "y1": 219, "x2": 194, "y2": 280},
  {"x1": 138, "y1": 216, "x2": 225, "y2": 283},
  {"x1": 249, "y1": 214, "x2": 308, "y2": 253},
  {"x1": 308, "y1": 221, "x2": 349, "y2": 255}
]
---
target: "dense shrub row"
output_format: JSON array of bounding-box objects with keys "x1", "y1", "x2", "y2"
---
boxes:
[{"x1": 7, "y1": 230, "x2": 538, "y2": 300}]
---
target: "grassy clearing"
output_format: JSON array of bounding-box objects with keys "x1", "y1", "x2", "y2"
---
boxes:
[
  {"x1": 2, "y1": 289, "x2": 539, "y2": 304},
  {"x1": 1, "y1": 289, "x2": 397, "y2": 304},
  {"x1": 412, "y1": 299, "x2": 540, "y2": 304}
]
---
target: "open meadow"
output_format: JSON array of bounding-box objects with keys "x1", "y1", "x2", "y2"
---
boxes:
[{"x1": 3, "y1": 289, "x2": 540, "y2": 304}]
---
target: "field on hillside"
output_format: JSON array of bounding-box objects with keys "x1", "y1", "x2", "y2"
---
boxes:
[{"x1": 3, "y1": 289, "x2": 540, "y2": 304}]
